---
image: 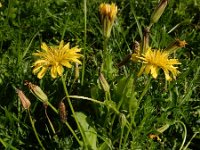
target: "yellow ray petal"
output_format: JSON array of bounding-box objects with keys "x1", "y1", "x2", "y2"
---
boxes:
[
  {"x1": 63, "y1": 43, "x2": 70, "y2": 51},
  {"x1": 37, "y1": 67, "x2": 48, "y2": 79},
  {"x1": 41, "y1": 42, "x2": 49, "y2": 52},
  {"x1": 50, "y1": 66, "x2": 57, "y2": 78},
  {"x1": 59, "y1": 40, "x2": 64, "y2": 50},
  {"x1": 61, "y1": 60, "x2": 72, "y2": 68},
  {"x1": 33, "y1": 65, "x2": 42, "y2": 74},
  {"x1": 57, "y1": 65, "x2": 64, "y2": 76}
]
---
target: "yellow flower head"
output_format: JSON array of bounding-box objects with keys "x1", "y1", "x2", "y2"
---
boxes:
[
  {"x1": 99, "y1": 3, "x2": 117, "y2": 22},
  {"x1": 99, "y1": 3, "x2": 118, "y2": 38},
  {"x1": 32, "y1": 40, "x2": 82, "y2": 79},
  {"x1": 137, "y1": 48, "x2": 181, "y2": 81}
]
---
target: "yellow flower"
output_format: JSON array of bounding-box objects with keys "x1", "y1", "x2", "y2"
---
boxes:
[
  {"x1": 99, "y1": 3, "x2": 117, "y2": 22},
  {"x1": 32, "y1": 40, "x2": 82, "y2": 79},
  {"x1": 137, "y1": 48, "x2": 181, "y2": 81},
  {"x1": 99, "y1": 3, "x2": 117, "y2": 38}
]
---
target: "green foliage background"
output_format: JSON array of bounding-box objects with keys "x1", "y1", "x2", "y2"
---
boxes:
[{"x1": 0, "y1": 0, "x2": 199, "y2": 149}]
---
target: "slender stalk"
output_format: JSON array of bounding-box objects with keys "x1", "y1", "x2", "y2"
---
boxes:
[
  {"x1": 69, "y1": 95, "x2": 104, "y2": 105},
  {"x1": 69, "y1": 95, "x2": 120, "y2": 114},
  {"x1": 176, "y1": 121, "x2": 187, "y2": 150},
  {"x1": 28, "y1": 109, "x2": 45, "y2": 150},
  {"x1": 103, "y1": 37, "x2": 109, "y2": 69},
  {"x1": 61, "y1": 76, "x2": 88, "y2": 149},
  {"x1": 119, "y1": 126, "x2": 124, "y2": 150},
  {"x1": 81, "y1": 0, "x2": 87, "y2": 85},
  {"x1": 44, "y1": 108, "x2": 56, "y2": 135}
]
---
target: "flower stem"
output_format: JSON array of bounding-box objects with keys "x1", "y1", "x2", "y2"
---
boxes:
[
  {"x1": 28, "y1": 109, "x2": 45, "y2": 150},
  {"x1": 119, "y1": 126, "x2": 124, "y2": 150},
  {"x1": 81, "y1": 0, "x2": 87, "y2": 86},
  {"x1": 176, "y1": 121, "x2": 187, "y2": 150},
  {"x1": 61, "y1": 76, "x2": 88, "y2": 149},
  {"x1": 69, "y1": 95, "x2": 104, "y2": 105},
  {"x1": 44, "y1": 108, "x2": 57, "y2": 136}
]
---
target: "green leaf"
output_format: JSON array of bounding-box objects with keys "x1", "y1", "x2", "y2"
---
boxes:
[{"x1": 75, "y1": 112, "x2": 97, "y2": 150}]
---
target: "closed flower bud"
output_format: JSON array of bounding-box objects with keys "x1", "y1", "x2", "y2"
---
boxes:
[
  {"x1": 119, "y1": 113, "x2": 127, "y2": 128},
  {"x1": 25, "y1": 81, "x2": 48, "y2": 103},
  {"x1": 16, "y1": 89, "x2": 31, "y2": 109},
  {"x1": 150, "y1": 0, "x2": 168, "y2": 25},
  {"x1": 156, "y1": 123, "x2": 170, "y2": 133},
  {"x1": 59, "y1": 101, "x2": 67, "y2": 123},
  {"x1": 164, "y1": 39, "x2": 187, "y2": 54},
  {"x1": 99, "y1": 73, "x2": 110, "y2": 92}
]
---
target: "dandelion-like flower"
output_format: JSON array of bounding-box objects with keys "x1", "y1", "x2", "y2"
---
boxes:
[
  {"x1": 32, "y1": 40, "x2": 82, "y2": 79},
  {"x1": 99, "y1": 3, "x2": 118, "y2": 38},
  {"x1": 137, "y1": 48, "x2": 181, "y2": 81}
]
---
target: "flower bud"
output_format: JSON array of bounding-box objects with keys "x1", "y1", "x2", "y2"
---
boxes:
[
  {"x1": 99, "y1": 73, "x2": 110, "y2": 92},
  {"x1": 164, "y1": 39, "x2": 187, "y2": 54},
  {"x1": 99, "y1": 3, "x2": 118, "y2": 38},
  {"x1": 59, "y1": 101, "x2": 67, "y2": 123},
  {"x1": 150, "y1": 0, "x2": 168, "y2": 25},
  {"x1": 75, "y1": 63, "x2": 79, "y2": 81},
  {"x1": 25, "y1": 81, "x2": 48, "y2": 103},
  {"x1": 16, "y1": 89, "x2": 31, "y2": 109},
  {"x1": 156, "y1": 123, "x2": 170, "y2": 133},
  {"x1": 119, "y1": 113, "x2": 127, "y2": 128}
]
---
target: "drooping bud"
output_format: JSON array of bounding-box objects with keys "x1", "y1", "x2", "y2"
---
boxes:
[
  {"x1": 16, "y1": 89, "x2": 31, "y2": 109},
  {"x1": 75, "y1": 63, "x2": 79, "y2": 81},
  {"x1": 25, "y1": 81, "x2": 48, "y2": 104},
  {"x1": 164, "y1": 39, "x2": 187, "y2": 54},
  {"x1": 156, "y1": 123, "x2": 170, "y2": 133},
  {"x1": 150, "y1": 0, "x2": 168, "y2": 26},
  {"x1": 99, "y1": 3, "x2": 118, "y2": 38},
  {"x1": 59, "y1": 101, "x2": 67, "y2": 123},
  {"x1": 99, "y1": 73, "x2": 110, "y2": 92},
  {"x1": 119, "y1": 113, "x2": 127, "y2": 128}
]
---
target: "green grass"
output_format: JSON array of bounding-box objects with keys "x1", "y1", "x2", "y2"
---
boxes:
[{"x1": 0, "y1": 0, "x2": 200, "y2": 149}]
